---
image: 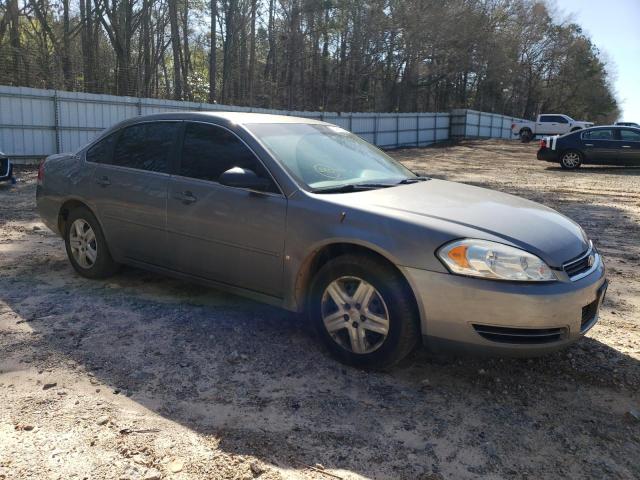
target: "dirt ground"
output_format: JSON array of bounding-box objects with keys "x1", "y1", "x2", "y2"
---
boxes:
[{"x1": 1, "y1": 140, "x2": 639, "y2": 480}]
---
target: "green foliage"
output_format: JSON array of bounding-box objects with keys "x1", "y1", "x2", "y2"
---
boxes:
[{"x1": 0, "y1": 0, "x2": 619, "y2": 121}]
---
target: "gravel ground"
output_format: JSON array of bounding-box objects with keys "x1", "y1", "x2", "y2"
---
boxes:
[{"x1": 1, "y1": 140, "x2": 639, "y2": 480}]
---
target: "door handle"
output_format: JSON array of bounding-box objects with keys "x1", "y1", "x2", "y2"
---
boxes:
[
  {"x1": 96, "y1": 176, "x2": 111, "y2": 187},
  {"x1": 175, "y1": 191, "x2": 197, "y2": 204},
  {"x1": 621, "y1": 145, "x2": 631, "y2": 149},
  {"x1": 584, "y1": 144, "x2": 594, "y2": 147}
]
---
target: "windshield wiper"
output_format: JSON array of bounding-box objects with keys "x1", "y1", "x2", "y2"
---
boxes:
[
  {"x1": 396, "y1": 176, "x2": 430, "y2": 185},
  {"x1": 313, "y1": 183, "x2": 395, "y2": 194}
]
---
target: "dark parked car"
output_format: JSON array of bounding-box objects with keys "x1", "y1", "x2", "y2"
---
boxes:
[
  {"x1": 537, "y1": 126, "x2": 640, "y2": 169},
  {"x1": 0, "y1": 151, "x2": 15, "y2": 184},
  {"x1": 37, "y1": 113, "x2": 606, "y2": 368}
]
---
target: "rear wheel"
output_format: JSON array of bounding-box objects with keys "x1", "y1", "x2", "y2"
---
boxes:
[
  {"x1": 520, "y1": 128, "x2": 533, "y2": 143},
  {"x1": 308, "y1": 254, "x2": 420, "y2": 369},
  {"x1": 560, "y1": 150, "x2": 583, "y2": 169},
  {"x1": 64, "y1": 206, "x2": 119, "y2": 279}
]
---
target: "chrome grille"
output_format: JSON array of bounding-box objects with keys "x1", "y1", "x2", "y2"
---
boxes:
[
  {"x1": 565, "y1": 255, "x2": 591, "y2": 277},
  {"x1": 563, "y1": 241, "x2": 597, "y2": 281}
]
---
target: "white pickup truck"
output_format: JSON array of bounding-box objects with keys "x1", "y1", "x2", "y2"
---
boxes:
[{"x1": 511, "y1": 114, "x2": 593, "y2": 142}]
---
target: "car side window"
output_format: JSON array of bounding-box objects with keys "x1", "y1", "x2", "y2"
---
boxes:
[
  {"x1": 112, "y1": 122, "x2": 179, "y2": 173},
  {"x1": 620, "y1": 129, "x2": 640, "y2": 141},
  {"x1": 583, "y1": 129, "x2": 613, "y2": 140},
  {"x1": 179, "y1": 122, "x2": 278, "y2": 193},
  {"x1": 555, "y1": 116, "x2": 568, "y2": 124},
  {"x1": 539, "y1": 116, "x2": 553, "y2": 123},
  {"x1": 86, "y1": 133, "x2": 117, "y2": 164}
]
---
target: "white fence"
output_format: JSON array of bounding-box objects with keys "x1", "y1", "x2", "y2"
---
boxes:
[
  {"x1": 0, "y1": 85, "x2": 519, "y2": 158},
  {"x1": 450, "y1": 109, "x2": 525, "y2": 139}
]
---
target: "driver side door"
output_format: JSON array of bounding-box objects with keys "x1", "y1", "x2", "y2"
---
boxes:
[
  {"x1": 166, "y1": 122, "x2": 287, "y2": 298},
  {"x1": 581, "y1": 129, "x2": 617, "y2": 163}
]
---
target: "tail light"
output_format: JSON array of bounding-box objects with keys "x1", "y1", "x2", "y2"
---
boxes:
[
  {"x1": 539, "y1": 139, "x2": 547, "y2": 148},
  {"x1": 511, "y1": 123, "x2": 515, "y2": 130},
  {"x1": 37, "y1": 159, "x2": 45, "y2": 185}
]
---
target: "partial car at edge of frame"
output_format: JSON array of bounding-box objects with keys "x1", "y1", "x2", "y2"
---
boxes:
[
  {"x1": 537, "y1": 126, "x2": 640, "y2": 169},
  {"x1": 0, "y1": 151, "x2": 15, "y2": 184},
  {"x1": 36, "y1": 112, "x2": 607, "y2": 368}
]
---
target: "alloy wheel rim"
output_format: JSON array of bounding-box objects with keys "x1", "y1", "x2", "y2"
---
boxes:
[
  {"x1": 321, "y1": 276, "x2": 390, "y2": 354},
  {"x1": 69, "y1": 219, "x2": 98, "y2": 269},
  {"x1": 562, "y1": 152, "x2": 580, "y2": 167}
]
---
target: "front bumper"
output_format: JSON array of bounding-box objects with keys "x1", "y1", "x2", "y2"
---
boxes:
[
  {"x1": 536, "y1": 148, "x2": 559, "y2": 162},
  {"x1": 402, "y1": 259, "x2": 607, "y2": 356}
]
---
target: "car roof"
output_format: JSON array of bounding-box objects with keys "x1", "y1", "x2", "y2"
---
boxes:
[
  {"x1": 123, "y1": 111, "x2": 328, "y2": 126},
  {"x1": 85, "y1": 111, "x2": 334, "y2": 153},
  {"x1": 585, "y1": 125, "x2": 640, "y2": 129}
]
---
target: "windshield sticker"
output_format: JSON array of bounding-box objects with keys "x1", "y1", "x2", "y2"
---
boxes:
[{"x1": 313, "y1": 164, "x2": 344, "y2": 179}]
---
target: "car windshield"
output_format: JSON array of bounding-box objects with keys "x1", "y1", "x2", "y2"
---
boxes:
[{"x1": 245, "y1": 123, "x2": 416, "y2": 191}]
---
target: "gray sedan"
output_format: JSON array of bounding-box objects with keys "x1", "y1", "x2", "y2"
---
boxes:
[{"x1": 36, "y1": 112, "x2": 607, "y2": 368}]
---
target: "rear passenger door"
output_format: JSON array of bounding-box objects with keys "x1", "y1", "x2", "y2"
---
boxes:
[
  {"x1": 580, "y1": 129, "x2": 617, "y2": 163},
  {"x1": 166, "y1": 122, "x2": 287, "y2": 297},
  {"x1": 89, "y1": 121, "x2": 180, "y2": 265},
  {"x1": 618, "y1": 129, "x2": 640, "y2": 164}
]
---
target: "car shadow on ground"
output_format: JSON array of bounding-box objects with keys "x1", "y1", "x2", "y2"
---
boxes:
[
  {"x1": 2, "y1": 168, "x2": 639, "y2": 478},
  {"x1": 3, "y1": 255, "x2": 639, "y2": 479},
  {"x1": 544, "y1": 165, "x2": 640, "y2": 175}
]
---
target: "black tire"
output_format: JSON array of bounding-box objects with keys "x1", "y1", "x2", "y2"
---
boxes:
[
  {"x1": 64, "y1": 206, "x2": 119, "y2": 279},
  {"x1": 520, "y1": 128, "x2": 533, "y2": 143},
  {"x1": 307, "y1": 254, "x2": 420, "y2": 369},
  {"x1": 560, "y1": 150, "x2": 583, "y2": 170}
]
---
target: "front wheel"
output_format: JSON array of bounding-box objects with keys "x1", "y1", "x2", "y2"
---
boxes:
[
  {"x1": 64, "y1": 206, "x2": 120, "y2": 279},
  {"x1": 560, "y1": 150, "x2": 583, "y2": 169},
  {"x1": 308, "y1": 254, "x2": 420, "y2": 369}
]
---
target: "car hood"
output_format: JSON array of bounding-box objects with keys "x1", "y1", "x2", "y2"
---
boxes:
[{"x1": 332, "y1": 179, "x2": 588, "y2": 267}]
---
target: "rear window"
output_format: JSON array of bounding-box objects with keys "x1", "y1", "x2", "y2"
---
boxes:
[
  {"x1": 582, "y1": 129, "x2": 614, "y2": 140},
  {"x1": 620, "y1": 129, "x2": 640, "y2": 141},
  {"x1": 111, "y1": 122, "x2": 179, "y2": 173}
]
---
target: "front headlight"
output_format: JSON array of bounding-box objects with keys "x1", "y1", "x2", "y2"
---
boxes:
[{"x1": 437, "y1": 239, "x2": 557, "y2": 282}]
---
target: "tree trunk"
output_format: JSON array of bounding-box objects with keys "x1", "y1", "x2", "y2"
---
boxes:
[
  {"x1": 182, "y1": 0, "x2": 191, "y2": 99},
  {"x1": 7, "y1": 0, "x2": 21, "y2": 85},
  {"x1": 248, "y1": 0, "x2": 256, "y2": 105},
  {"x1": 168, "y1": 0, "x2": 183, "y2": 99},
  {"x1": 62, "y1": 0, "x2": 73, "y2": 90},
  {"x1": 222, "y1": 0, "x2": 238, "y2": 104},
  {"x1": 209, "y1": 0, "x2": 217, "y2": 103},
  {"x1": 264, "y1": 0, "x2": 276, "y2": 105}
]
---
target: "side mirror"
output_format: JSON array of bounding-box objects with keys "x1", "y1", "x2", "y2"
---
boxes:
[{"x1": 219, "y1": 167, "x2": 272, "y2": 192}]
